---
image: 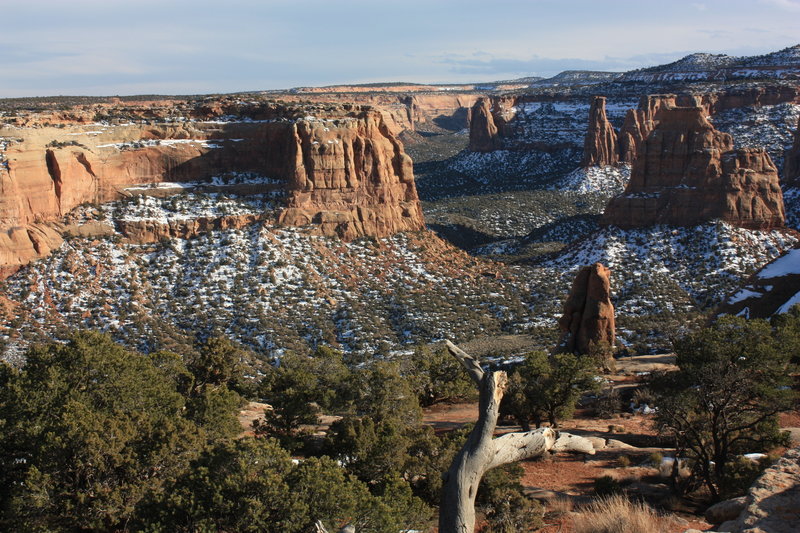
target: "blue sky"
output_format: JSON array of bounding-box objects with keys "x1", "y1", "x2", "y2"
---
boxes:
[{"x1": 1, "y1": 0, "x2": 798, "y2": 97}]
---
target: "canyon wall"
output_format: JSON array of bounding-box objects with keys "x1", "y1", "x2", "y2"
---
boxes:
[
  {"x1": 278, "y1": 109, "x2": 424, "y2": 240},
  {"x1": 602, "y1": 105, "x2": 785, "y2": 229},
  {"x1": 272, "y1": 92, "x2": 485, "y2": 134},
  {"x1": 0, "y1": 102, "x2": 425, "y2": 276}
]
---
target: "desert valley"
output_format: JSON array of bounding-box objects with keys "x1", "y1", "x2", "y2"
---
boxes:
[{"x1": 1, "y1": 29, "x2": 800, "y2": 533}]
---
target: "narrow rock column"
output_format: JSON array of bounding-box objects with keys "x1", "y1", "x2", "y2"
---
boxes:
[
  {"x1": 582, "y1": 96, "x2": 619, "y2": 167},
  {"x1": 556, "y1": 263, "x2": 615, "y2": 358}
]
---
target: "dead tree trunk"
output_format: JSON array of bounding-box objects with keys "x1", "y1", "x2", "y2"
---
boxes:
[{"x1": 438, "y1": 340, "x2": 595, "y2": 533}]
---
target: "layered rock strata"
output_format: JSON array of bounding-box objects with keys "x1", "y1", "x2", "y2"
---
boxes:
[
  {"x1": 0, "y1": 102, "x2": 425, "y2": 276},
  {"x1": 582, "y1": 96, "x2": 619, "y2": 167},
  {"x1": 556, "y1": 263, "x2": 616, "y2": 357},
  {"x1": 618, "y1": 94, "x2": 677, "y2": 163},
  {"x1": 602, "y1": 105, "x2": 785, "y2": 229},
  {"x1": 277, "y1": 109, "x2": 424, "y2": 240}
]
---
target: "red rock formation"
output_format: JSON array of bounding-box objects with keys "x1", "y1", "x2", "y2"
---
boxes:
[
  {"x1": 278, "y1": 109, "x2": 425, "y2": 240},
  {"x1": 618, "y1": 94, "x2": 677, "y2": 163},
  {"x1": 582, "y1": 96, "x2": 619, "y2": 167},
  {"x1": 117, "y1": 214, "x2": 266, "y2": 244},
  {"x1": 557, "y1": 263, "x2": 616, "y2": 357},
  {"x1": 698, "y1": 84, "x2": 800, "y2": 115},
  {"x1": 785, "y1": 116, "x2": 800, "y2": 186},
  {"x1": 468, "y1": 98, "x2": 501, "y2": 152},
  {"x1": 0, "y1": 224, "x2": 64, "y2": 279},
  {"x1": 0, "y1": 102, "x2": 425, "y2": 276},
  {"x1": 602, "y1": 106, "x2": 785, "y2": 229}
]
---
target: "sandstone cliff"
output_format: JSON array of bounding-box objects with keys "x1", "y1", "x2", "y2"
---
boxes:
[
  {"x1": 602, "y1": 105, "x2": 785, "y2": 229},
  {"x1": 278, "y1": 109, "x2": 424, "y2": 240},
  {"x1": 556, "y1": 263, "x2": 615, "y2": 357},
  {"x1": 618, "y1": 94, "x2": 677, "y2": 163},
  {"x1": 785, "y1": 116, "x2": 800, "y2": 186},
  {"x1": 0, "y1": 101, "x2": 425, "y2": 276},
  {"x1": 582, "y1": 96, "x2": 619, "y2": 167}
]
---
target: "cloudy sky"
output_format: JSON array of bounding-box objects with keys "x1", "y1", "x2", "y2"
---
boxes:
[{"x1": 2, "y1": 0, "x2": 798, "y2": 97}]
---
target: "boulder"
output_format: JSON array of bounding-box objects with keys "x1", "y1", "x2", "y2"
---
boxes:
[
  {"x1": 556, "y1": 263, "x2": 615, "y2": 357},
  {"x1": 726, "y1": 446, "x2": 800, "y2": 533},
  {"x1": 605, "y1": 439, "x2": 635, "y2": 449},
  {"x1": 705, "y1": 496, "x2": 747, "y2": 524},
  {"x1": 585, "y1": 436, "x2": 608, "y2": 450}
]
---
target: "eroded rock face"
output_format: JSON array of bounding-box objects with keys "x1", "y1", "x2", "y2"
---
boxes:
[
  {"x1": 0, "y1": 224, "x2": 64, "y2": 279},
  {"x1": 468, "y1": 98, "x2": 501, "y2": 152},
  {"x1": 618, "y1": 94, "x2": 677, "y2": 163},
  {"x1": 556, "y1": 263, "x2": 615, "y2": 356},
  {"x1": 0, "y1": 102, "x2": 425, "y2": 275},
  {"x1": 116, "y1": 214, "x2": 267, "y2": 244},
  {"x1": 785, "y1": 116, "x2": 800, "y2": 186},
  {"x1": 602, "y1": 106, "x2": 785, "y2": 229},
  {"x1": 278, "y1": 109, "x2": 425, "y2": 240},
  {"x1": 582, "y1": 96, "x2": 619, "y2": 167}
]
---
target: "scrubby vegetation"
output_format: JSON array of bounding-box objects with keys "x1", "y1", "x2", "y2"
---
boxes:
[
  {"x1": 0, "y1": 332, "x2": 537, "y2": 531},
  {"x1": 651, "y1": 312, "x2": 798, "y2": 501}
]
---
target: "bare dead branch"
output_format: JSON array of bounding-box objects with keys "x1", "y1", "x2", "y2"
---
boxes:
[{"x1": 444, "y1": 339, "x2": 484, "y2": 385}]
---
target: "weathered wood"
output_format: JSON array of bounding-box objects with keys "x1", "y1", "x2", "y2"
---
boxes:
[
  {"x1": 445, "y1": 339, "x2": 484, "y2": 384},
  {"x1": 438, "y1": 340, "x2": 596, "y2": 533}
]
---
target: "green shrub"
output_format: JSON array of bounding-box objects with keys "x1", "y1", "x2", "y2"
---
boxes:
[{"x1": 594, "y1": 475, "x2": 622, "y2": 496}]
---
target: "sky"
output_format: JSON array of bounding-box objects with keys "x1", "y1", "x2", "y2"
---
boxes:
[{"x1": 1, "y1": 0, "x2": 798, "y2": 97}]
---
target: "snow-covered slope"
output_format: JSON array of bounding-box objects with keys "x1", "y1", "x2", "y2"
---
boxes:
[
  {"x1": 530, "y1": 70, "x2": 621, "y2": 87},
  {"x1": 517, "y1": 222, "x2": 798, "y2": 324},
  {"x1": 0, "y1": 194, "x2": 533, "y2": 362},
  {"x1": 719, "y1": 247, "x2": 800, "y2": 318},
  {"x1": 712, "y1": 103, "x2": 800, "y2": 170},
  {"x1": 619, "y1": 45, "x2": 800, "y2": 83},
  {"x1": 551, "y1": 165, "x2": 631, "y2": 195}
]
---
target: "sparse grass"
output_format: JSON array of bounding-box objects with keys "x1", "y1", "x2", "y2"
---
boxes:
[
  {"x1": 648, "y1": 452, "x2": 663, "y2": 467},
  {"x1": 573, "y1": 494, "x2": 678, "y2": 533},
  {"x1": 547, "y1": 496, "x2": 574, "y2": 517}
]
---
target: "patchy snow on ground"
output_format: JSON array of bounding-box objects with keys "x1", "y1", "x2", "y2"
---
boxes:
[
  {"x1": 757, "y1": 248, "x2": 800, "y2": 279},
  {"x1": 112, "y1": 193, "x2": 273, "y2": 223},
  {"x1": 536, "y1": 221, "x2": 797, "y2": 315},
  {"x1": 713, "y1": 103, "x2": 800, "y2": 169},
  {"x1": 552, "y1": 165, "x2": 631, "y2": 195},
  {"x1": 2, "y1": 199, "x2": 533, "y2": 360},
  {"x1": 782, "y1": 187, "x2": 800, "y2": 230}
]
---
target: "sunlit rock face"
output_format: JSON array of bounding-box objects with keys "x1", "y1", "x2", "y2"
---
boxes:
[
  {"x1": 602, "y1": 105, "x2": 785, "y2": 230},
  {"x1": 0, "y1": 101, "x2": 425, "y2": 276}
]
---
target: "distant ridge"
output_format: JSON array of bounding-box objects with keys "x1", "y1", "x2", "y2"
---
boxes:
[{"x1": 619, "y1": 44, "x2": 800, "y2": 83}]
